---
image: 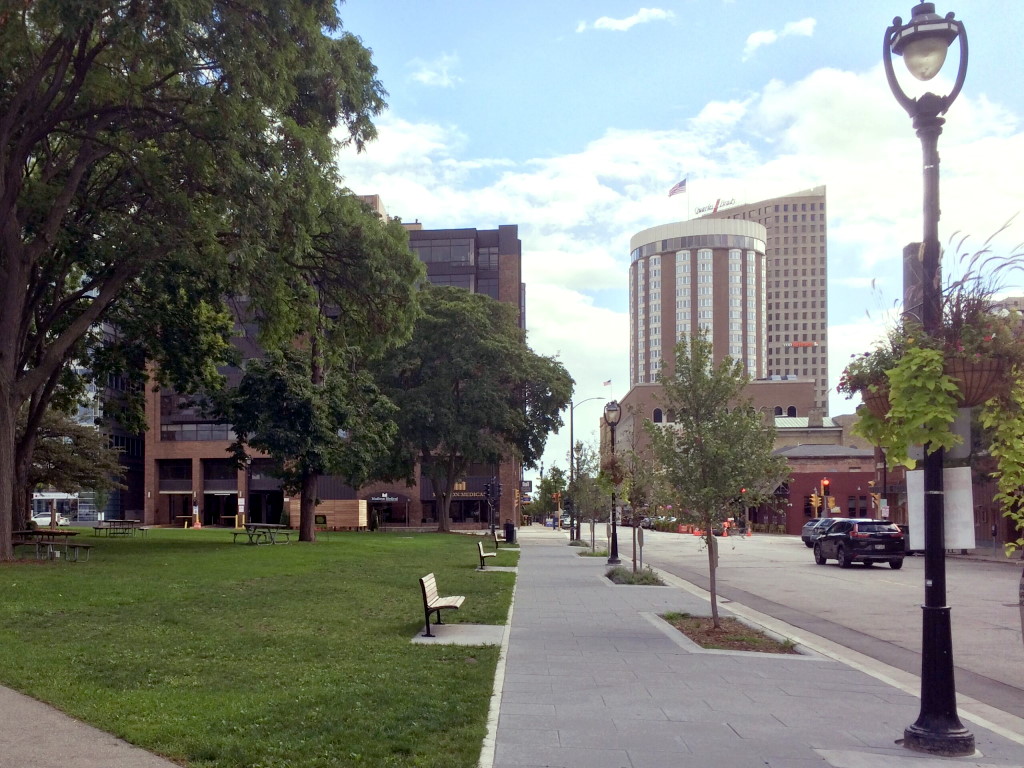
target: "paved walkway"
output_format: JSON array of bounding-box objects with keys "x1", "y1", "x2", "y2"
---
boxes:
[
  {"x1": 488, "y1": 524, "x2": 1024, "y2": 768},
  {"x1": 2, "y1": 526, "x2": 1021, "y2": 767}
]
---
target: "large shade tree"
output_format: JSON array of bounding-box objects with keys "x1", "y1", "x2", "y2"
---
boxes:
[
  {"x1": 225, "y1": 194, "x2": 423, "y2": 542},
  {"x1": 0, "y1": 2, "x2": 387, "y2": 559},
  {"x1": 380, "y1": 286, "x2": 573, "y2": 532},
  {"x1": 647, "y1": 331, "x2": 789, "y2": 627}
]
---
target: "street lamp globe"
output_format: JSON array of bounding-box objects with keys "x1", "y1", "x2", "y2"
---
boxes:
[
  {"x1": 890, "y1": 3, "x2": 962, "y2": 81},
  {"x1": 603, "y1": 400, "x2": 621, "y2": 428},
  {"x1": 884, "y1": 3, "x2": 967, "y2": 119}
]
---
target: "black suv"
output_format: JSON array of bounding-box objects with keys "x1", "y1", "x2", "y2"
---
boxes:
[{"x1": 813, "y1": 518, "x2": 905, "y2": 569}]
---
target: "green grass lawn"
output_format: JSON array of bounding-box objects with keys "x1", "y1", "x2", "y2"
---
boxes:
[{"x1": 0, "y1": 528, "x2": 518, "y2": 767}]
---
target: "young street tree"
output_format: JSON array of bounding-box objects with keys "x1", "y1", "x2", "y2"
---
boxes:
[
  {"x1": 380, "y1": 286, "x2": 573, "y2": 532},
  {"x1": 647, "y1": 332, "x2": 789, "y2": 627},
  {"x1": 0, "y1": 3, "x2": 387, "y2": 559}
]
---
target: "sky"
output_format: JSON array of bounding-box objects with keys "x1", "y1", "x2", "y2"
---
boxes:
[{"x1": 333, "y1": 1, "x2": 1024, "y2": 485}]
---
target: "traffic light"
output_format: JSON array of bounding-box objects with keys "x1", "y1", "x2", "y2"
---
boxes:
[
  {"x1": 820, "y1": 478, "x2": 830, "y2": 495},
  {"x1": 484, "y1": 482, "x2": 492, "y2": 499},
  {"x1": 810, "y1": 492, "x2": 820, "y2": 510},
  {"x1": 496, "y1": 483, "x2": 503, "y2": 498}
]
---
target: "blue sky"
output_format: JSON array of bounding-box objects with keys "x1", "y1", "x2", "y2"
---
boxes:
[{"x1": 334, "y1": 1, "x2": 1024, "y2": 480}]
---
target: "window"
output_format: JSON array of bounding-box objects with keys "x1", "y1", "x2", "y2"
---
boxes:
[{"x1": 652, "y1": 408, "x2": 663, "y2": 423}]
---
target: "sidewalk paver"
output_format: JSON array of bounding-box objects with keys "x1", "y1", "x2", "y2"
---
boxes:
[{"x1": 491, "y1": 525, "x2": 1024, "y2": 768}]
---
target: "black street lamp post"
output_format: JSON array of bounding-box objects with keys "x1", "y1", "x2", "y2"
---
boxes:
[
  {"x1": 604, "y1": 400, "x2": 621, "y2": 565},
  {"x1": 883, "y1": 3, "x2": 974, "y2": 757}
]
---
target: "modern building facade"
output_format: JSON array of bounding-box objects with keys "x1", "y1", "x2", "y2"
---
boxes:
[
  {"x1": 703, "y1": 186, "x2": 830, "y2": 413},
  {"x1": 141, "y1": 212, "x2": 526, "y2": 531},
  {"x1": 629, "y1": 218, "x2": 767, "y2": 386}
]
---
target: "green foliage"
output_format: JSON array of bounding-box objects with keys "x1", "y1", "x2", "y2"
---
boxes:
[
  {"x1": 24, "y1": 409, "x2": 125, "y2": 496},
  {"x1": 605, "y1": 566, "x2": 665, "y2": 585},
  {"x1": 0, "y1": 2, "x2": 391, "y2": 554},
  {"x1": 534, "y1": 467, "x2": 567, "y2": 518},
  {"x1": 853, "y1": 346, "x2": 961, "y2": 468},
  {"x1": 979, "y1": 371, "x2": 1024, "y2": 553},
  {"x1": 647, "y1": 331, "x2": 788, "y2": 625},
  {"x1": 380, "y1": 286, "x2": 573, "y2": 530},
  {"x1": 648, "y1": 332, "x2": 788, "y2": 528},
  {"x1": 836, "y1": 328, "x2": 905, "y2": 398},
  {"x1": 0, "y1": 529, "x2": 511, "y2": 767},
  {"x1": 228, "y1": 348, "x2": 398, "y2": 495}
]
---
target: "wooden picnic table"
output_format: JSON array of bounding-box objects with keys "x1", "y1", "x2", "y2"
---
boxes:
[
  {"x1": 94, "y1": 519, "x2": 141, "y2": 536},
  {"x1": 13, "y1": 529, "x2": 88, "y2": 561},
  {"x1": 235, "y1": 522, "x2": 291, "y2": 545}
]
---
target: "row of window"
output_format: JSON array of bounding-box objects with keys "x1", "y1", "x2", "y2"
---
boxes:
[{"x1": 161, "y1": 423, "x2": 235, "y2": 442}]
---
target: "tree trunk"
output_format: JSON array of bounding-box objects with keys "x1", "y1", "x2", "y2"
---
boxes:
[
  {"x1": 437, "y1": 491, "x2": 452, "y2": 532},
  {"x1": 299, "y1": 471, "x2": 317, "y2": 543},
  {"x1": 0, "y1": 394, "x2": 17, "y2": 560},
  {"x1": 707, "y1": 531, "x2": 720, "y2": 628}
]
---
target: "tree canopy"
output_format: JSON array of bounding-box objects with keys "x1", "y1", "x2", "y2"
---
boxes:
[
  {"x1": 379, "y1": 286, "x2": 573, "y2": 532},
  {"x1": 647, "y1": 331, "x2": 789, "y2": 626},
  {"x1": 0, "y1": 2, "x2": 388, "y2": 558},
  {"x1": 225, "y1": 195, "x2": 424, "y2": 541}
]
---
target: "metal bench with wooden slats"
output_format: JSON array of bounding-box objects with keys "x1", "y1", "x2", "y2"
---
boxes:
[
  {"x1": 418, "y1": 573, "x2": 465, "y2": 637},
  {"x1": 477, "y1": 541, "x2": 497, "y2": 569}
]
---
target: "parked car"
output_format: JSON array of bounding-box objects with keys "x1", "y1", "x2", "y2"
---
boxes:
[
  {"x1": 800, "y1": 517, "x2": 836, "y2": 547},
  {"x1": 813, "y1": 518, "x2": 905, "y2": 569},
  {"x1": 30, "y1": 511, "x2": 70, "y2": 527}
]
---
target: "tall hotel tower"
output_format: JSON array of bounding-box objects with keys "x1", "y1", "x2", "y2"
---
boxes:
[
  {"x1": 705, "y1": 187, "x2": 829, "y2": 413},
  {"x1": 629, "y1": 218, "x2": 767, "y2": 385},
  {"x1": 629, "y1": 186, "x2": 830, "y2": 414}
]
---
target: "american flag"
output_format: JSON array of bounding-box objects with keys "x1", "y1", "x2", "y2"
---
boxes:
[
  {"x1": 603, "y1": 380, "x2": 612, "y2": 386},
  {"x1": 668, "y1": 178, "x2": 687, "y2": 197}
]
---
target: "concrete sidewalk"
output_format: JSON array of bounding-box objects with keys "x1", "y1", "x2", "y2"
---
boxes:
[{"x1": 488, "y1": 524, "x2": 1024, "y2": 768}]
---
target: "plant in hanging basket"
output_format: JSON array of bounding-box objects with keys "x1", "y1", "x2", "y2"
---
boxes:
[
  {"x1": 860, "y1": 388, "x2": 892, "y2": 419},
  {"x1": 836, "y1": 328, "x2": 905, "y2": 406},
  {"x1": 944, "y1": 356, "x2": 1007, "y2": 407}
]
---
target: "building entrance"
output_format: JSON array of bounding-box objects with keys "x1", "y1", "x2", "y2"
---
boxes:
[
  {"x1": 202, "y1": 493, "x2": 238, "y2": 526},
  {"x1": 247, "y1": 490, "x2": 284, "y2": 524}
]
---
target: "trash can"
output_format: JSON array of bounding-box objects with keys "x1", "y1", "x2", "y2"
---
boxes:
[{"x1": 504, "y1": 521, "x2": 516, "y2": 544}]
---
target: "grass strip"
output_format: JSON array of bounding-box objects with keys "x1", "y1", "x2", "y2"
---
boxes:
[{"x1": 0, "y1": 529, "x2": 516, "y2": 767}]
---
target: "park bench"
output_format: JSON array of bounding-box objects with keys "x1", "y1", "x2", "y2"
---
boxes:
[
  {"x1": 92, "y1": 523, "x2": 109, "y2": 536},
  {"x1": 418, "y1": 573, "x2": 464, "y2": 637},
  {"x1": 477, "y1": 541, "x2": 497, "y2": 569}
]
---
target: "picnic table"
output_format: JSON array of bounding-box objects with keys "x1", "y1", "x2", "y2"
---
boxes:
[
  {"x1": 233, "y1": 522, "x2": 292, "y2": 545},
  {"x1": 14, "y1": 529, "x2": 90, "y2": 561},
  {"x1": 93, "y1": 519, "x2": 141, "y2": 536}
]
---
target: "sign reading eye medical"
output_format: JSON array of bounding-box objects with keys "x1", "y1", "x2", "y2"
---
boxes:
[{"x1": 694, "y1": 198, "x2": 737, "y2": 216}]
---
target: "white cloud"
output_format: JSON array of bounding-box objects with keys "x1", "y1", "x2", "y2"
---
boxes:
[
  {"x1": 577, "y1": 8, "x2": 674, "y2": 33},
  {"x1": 743, "y1": 17, "x2": 816, "y2": 61},
  {"x1": 335, "y1": 62, "x2": 1024, "y2": 458},
  {"x1": 408, "y1": 53, "x2": 462, "y2": 88}
]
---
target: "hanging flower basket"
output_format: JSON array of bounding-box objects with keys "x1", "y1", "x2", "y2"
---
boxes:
[
  {"x1": 944, "y1": 357, "x2": 1007, "y2": 407},
  {"x1": 860, "y1": 388, "x2": 891, "y2": 419}
]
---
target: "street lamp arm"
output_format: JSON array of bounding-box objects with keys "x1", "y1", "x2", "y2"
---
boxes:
[{"x1": 571, "y1": 395, "x2": 605, "y2": 412}]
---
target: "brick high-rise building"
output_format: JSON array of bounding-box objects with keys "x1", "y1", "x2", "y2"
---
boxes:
[
  {"x1": 704, "y1": 186, "x2": 830, "y2": 413},
  {"x1": 627, "y1": 187, "x2": 830, "y2": 413}
]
